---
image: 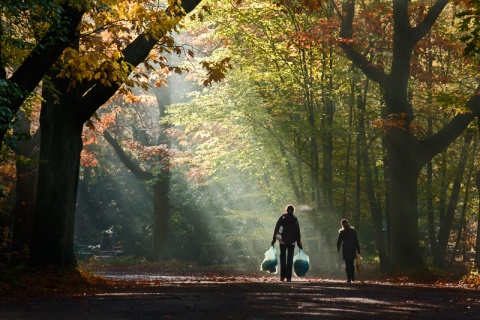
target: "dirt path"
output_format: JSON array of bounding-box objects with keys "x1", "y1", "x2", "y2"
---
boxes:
[{"x1": 1, "y1": 270, "x2": 479, "y2": 320}]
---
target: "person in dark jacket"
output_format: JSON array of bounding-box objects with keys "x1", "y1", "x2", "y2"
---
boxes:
[
  {"x1": 337, "y1": 219, "x2": 361, "y2": 283},
  {"x1": 271, "y1": 205, "x2": 303, "y2": 282}
]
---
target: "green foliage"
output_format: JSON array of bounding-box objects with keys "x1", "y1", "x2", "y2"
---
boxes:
[
  {"x1": 457, "y1": 0, "x2": 480, "y2": 58},
  {"x1": 72, "y1": 0, "x2": 480, "y2": 272}
]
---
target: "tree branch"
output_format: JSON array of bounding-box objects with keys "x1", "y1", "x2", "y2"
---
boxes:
[
  {"x1": 75, "y1": 0, "x2": 202, "y2": 124},
  {"x1": 6, "y1": 4, "x2": 84, "y2": 117},
  {"x1": 339, "y1": 0, "x2": 387, "y2": 86},
  {"x1": 412, "y1": 0, "x2": 450, "y2": 43},
  {"x1": 418, "y1": 86, "x2": 480, "y2": 164},
  {"x1": 0, "y1": 4, "x2": 84, "y2": 147},
  {"x1": 103, "y1": 130, "x2": 153, "y2": 181}
]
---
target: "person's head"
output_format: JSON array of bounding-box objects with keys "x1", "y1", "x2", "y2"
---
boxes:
[
  {"x1": 341, "y1": 219, "x2": 350, "y2": 229},
  {"x1": 285, "y1": 205, "x2": 295, "y2": 214}
]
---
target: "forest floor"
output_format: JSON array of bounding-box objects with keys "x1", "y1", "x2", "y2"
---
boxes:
[{"x1": 1, "y1": 259, "x2": 480, "y2": 319}]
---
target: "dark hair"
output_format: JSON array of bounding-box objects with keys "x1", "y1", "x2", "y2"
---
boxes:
[
  {"x1": 341, "y1": 219, "x2": 350, "y2": 228},
  {"x1": 285, "y1": 205, "x2": 295, "y2": 214}
]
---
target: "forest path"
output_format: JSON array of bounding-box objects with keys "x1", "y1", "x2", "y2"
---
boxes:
[{"x1": 1, "y1": 269, "x2": 479, "y2": 320}]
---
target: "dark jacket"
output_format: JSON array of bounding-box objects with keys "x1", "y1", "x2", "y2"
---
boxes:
[
  {"x1": 337, "y1": 226, "x2": 360, "y2": 260},
  {"x1": 272, "y1": 213, "x2": 302, "y2": 249}
]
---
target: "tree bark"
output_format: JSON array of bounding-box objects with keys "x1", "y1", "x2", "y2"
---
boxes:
[
  {"x1": 27, "y1": 0, "x2": 203, "y2": 268},
  {"x1": 475, "y1": 171, "x2": 480, "y2": 268},
  {"x1": 28, "y1": 84, "x2": 82, "y2": 268},
  {"x1": 12, "y1": 110, "x2": 40, "y2": 264},
  {"x1": 385, "y1": 128, "x2": 423, "y2": 268}
]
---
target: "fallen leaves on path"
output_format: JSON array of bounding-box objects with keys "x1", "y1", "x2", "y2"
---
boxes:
[{"x1": 1, "y1": 260, "x2": 479, "y2": 302}]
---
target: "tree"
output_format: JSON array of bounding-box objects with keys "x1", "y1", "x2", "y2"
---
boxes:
[
  {"x1": 28, "y1": 0, "x2": 203, "y2": 268},
  {"x1": 101, "y1": 84, "x2": 173, "y2": 260},
  {"x1": 12, "y1": 109, "x2": 40, "y2": 264},
  {"x1": 0, "y1": 0, "x2": 84, "y2": 149},
  {"x1": 339, "y1": 0, "x2": 480, "y2": 270}
]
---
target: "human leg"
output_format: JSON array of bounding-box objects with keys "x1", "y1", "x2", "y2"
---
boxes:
[
  {"x1": 286, "y1": 244, "x2": 295, "y2": 281},
  {"x1": 345, "y1": 259, "x2": 354, "y2": 282},
  {"x1": 279, "y1": 244, "x2": 287, "y2": 281}
]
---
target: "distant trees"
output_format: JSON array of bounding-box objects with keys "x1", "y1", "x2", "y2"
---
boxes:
[
  {"x1": 99, "y1": 84, "x2": 173, "y2": 260},
  {"x1": 2, "y1": 0, "x2": 479, "y2": 272},
  {"x1": 339, "y1": 0, "x2": 480, "y2": 269},
  {"x1": 164, "y1": 0, "x2": 480, "y2": 272}
]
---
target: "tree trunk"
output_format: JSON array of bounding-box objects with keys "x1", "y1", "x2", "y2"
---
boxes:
[
  {"x1": 386, "y1": 127, "x2": 423, "y2": 269},
  {"x1": 449, "y1": 169, "x2": 471, "y2": 267},
  {"x1": 322, "y1": 98, "x2": 334, "y2": 206},
  {"x1": 12, "y1": 110, "x2": 39, "y2": 264},
  {"x1": 339, "y1": 0, "x2": 476, "y2": 271},
  {"x1": 151, "y1": 178, "x2": 170, "y2": 260},
  {"x1": 28, "y1": 88, "x2": 82, "y2": 268},
  {"x1": 27, "y1": 0, "x2": 202, "y2": 268},
  {"x1": 475, "y1": 171, "x2": 480, "y2": 268},
  {"x1": 357, "y1": 94, "x2": 388, "y2": 271},
  {"x1": 426, "y1": 159, "x2": 439, "y2": 263},
  {"x1": 280, "y1": 145, "x2": 302, "y2": 202},
  {"x1": 151, "y1": 85, "x2": 172, "y2": 260},
  {"x1": 435, "y1": 133, "x2": 472, "y2": 268},
  {"x1": 341, "y1": 70, "x2": 355, "y2": 217}
]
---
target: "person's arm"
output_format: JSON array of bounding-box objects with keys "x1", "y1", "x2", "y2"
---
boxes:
[
  {"x1": 355, "y1": 230, "x2": 361, "y2": 254},
  {"x1": 337, "y1": 232, "x2": 342, "y2": 252},
  {"x1": 271, "y1": 218, "x2": 281, "y2": 246},
  {"x1": 296, "y1": 221, "x2": 303, "y2": 249}
]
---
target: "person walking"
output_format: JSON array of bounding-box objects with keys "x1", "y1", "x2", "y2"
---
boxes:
[
  {"x1": 337, "y1": 219, "x2": 361, "y2": 283},
  {"x1": 271, "y1": 205, "x2": 303, "y2": 282}
]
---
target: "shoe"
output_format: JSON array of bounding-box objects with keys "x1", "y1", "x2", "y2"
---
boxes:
[
  {"x1": 280, "y1": 278, "x2": 285, "y2": 282},
  {"x1": 346, "y1": 279, "x2": 351, "y2": 283},
  {"x1": 286, "y1": 279, "x2": 291, "y2": 282}
]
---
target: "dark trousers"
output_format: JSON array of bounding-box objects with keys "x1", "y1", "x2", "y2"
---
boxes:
[
  {"x1": 280, "y1": 243, "x2": 295, "y2": 280},
  {"x1": 345, "y1": 259, "x2": 355, "y2": 281}
]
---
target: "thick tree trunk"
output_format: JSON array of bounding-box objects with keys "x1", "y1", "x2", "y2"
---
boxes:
[
  {"x1": 12, "y1": 111, "x2": 40, "y2": 263},
  {"x1": 28, "y1": 90, "x2": 82, "y2": 268},
  {"x1": 27, "y1": 0, "x2": 202, "y2": 268},
  {"x1": 386, "y1": 128, "x2": 423, "y2": 269}
]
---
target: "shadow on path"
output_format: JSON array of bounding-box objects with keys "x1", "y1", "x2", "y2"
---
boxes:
[{"x1": 1, "y1": 279, "x2": 479, "y2": 319}]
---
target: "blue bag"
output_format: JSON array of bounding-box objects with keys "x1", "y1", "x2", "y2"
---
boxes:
[
  {"x1": 261, "y1": 246, "x2": 278, "y2": 274},
  {"x1": 293, "y1": 249, "x2": 310, "y2": 277}
]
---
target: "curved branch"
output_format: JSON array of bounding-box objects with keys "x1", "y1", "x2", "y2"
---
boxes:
[
  {"x1": 103, "y1": 130, "x2": 153, "y2": 181},
  {"x1": 339, "y1": 0, "x2": 387, "y2": 86},
  {"x1": 418, "y1": 86, "x2": 480, "y2": 164}
]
